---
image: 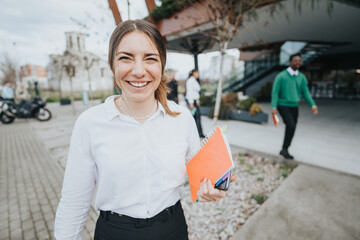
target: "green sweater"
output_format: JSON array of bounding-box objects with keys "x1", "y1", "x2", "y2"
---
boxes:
[{"x1": 271, "y1": 69, "x2": 316, "y2": 108}]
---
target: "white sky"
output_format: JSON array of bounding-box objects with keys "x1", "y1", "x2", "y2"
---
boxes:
[{"x1": 0, "y1": 0, "x2": 239, "y2": 80}]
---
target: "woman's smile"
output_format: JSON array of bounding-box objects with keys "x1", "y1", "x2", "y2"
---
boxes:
[{"x1": 127, "y1": 81, "x2": 151, "y2": 88}]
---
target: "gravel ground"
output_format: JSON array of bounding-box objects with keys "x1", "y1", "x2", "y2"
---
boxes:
[{"x1": 180, "y1": 153, "x2": 295, "y2": 240}]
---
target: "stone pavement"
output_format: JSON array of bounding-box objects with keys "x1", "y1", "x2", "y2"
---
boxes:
[{"x1": 0, "y1": 102, "x2": 98, "y2": 240}]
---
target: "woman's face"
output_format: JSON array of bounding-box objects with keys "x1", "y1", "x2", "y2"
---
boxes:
[
  {"x1": 193, "y1": 71, "x2": 199, "y2": 79},
  {"x1": 114, "y1": 31, "x2": 162, "y2": 103}
]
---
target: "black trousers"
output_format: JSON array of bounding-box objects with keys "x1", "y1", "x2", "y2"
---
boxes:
[
  {"x1": 193, "y1": 101, "x2": 204, "y2": 137},
  {"x1": 94, "y1": 201, "x2": 188, "y2": 240},
  {"x1": 277, "y1": 105, "x2": 299, "y2": 150}
]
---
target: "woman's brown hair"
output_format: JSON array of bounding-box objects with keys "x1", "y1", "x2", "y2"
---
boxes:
[{"x1": 108, "y1": 19, "x2": 179, "y2": 117}]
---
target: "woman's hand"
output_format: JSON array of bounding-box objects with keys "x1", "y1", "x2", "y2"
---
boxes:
[{"x1": 197, "y1": 176, "x2": 237, "y2": 202}]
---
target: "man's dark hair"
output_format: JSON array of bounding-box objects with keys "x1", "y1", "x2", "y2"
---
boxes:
[{"x1": 289, "y1": 54, "x2": 301, "y2": 62}]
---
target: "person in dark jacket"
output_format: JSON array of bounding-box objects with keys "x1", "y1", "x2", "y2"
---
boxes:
[{"x1": 166, "y1": 71, "x2": 178, "y2": 103}]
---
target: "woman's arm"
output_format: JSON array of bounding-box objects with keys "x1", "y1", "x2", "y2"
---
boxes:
[{"x1": 54, "y1": 116, "x2": 96, "y2": 240}]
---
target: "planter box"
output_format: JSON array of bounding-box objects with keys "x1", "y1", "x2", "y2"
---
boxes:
[
  {"x1": 229, "y1": 110, "x2": 268, "y2": 124},
  {"x1": 199, "y1": 106, "x2": 212, "y2": 116},
  {"x1": 60, "y1": 99, "x2": 71, "y2": 105}
]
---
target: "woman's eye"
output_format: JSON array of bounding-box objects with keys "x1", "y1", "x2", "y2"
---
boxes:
[
  {"x1": 119, "y1": 56, "x2": 130, "y2": 61},
  {"x1": 146, "y1": 58, "x2": 158, "y2": 62}
]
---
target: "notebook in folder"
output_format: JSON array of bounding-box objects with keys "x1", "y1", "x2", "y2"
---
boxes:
[
  {"x1": 186, "y1": 126, "x2": 234, "y2": 202},
  {"x1": 272, "y1": 114, "x2": 280, "y2": 127}
]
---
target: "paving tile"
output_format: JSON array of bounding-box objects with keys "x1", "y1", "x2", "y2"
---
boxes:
[
  {"x1": 34, "y1": 220, "x2": 47, "y2": 232},
  {"x1": 22, "y1": 218, "x2": 34, "y2": 231},
  {"x1": 37, "y1": 228, "x2": 50, "y2": 240},
  {"x1": 9, "y1": 219, "x2": 21, "y2": 231},
  {"x1": 10, "y1": 228, "x2": 22, "y2": 239},
  {"x1": 23, "y1": 229, "x2": 36, "y2": 240},
  {"x1": 32, "y1": 211, "x2": 43, "y2": 222},
  {"x1": 0, "y1": 220, "x2": 9, "y2": 230},
  {"x1": 0, "y1": 229, "x2": 9, "y2": 240},
  {"x1": 47, "y1": 221, "x2": 54, "y2": 231},
  {"x1": 21, "y1": 211, "x2": 32, "y2": 221},
  {"x1": 82, "y1": 230, "x2": 92, "y2": 240},
  {"x1": 44, "y1": 212, "x2": 54, "y2": 222}
]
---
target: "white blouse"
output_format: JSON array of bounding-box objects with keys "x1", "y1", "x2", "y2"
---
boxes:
[
  {"x1": 185, "y1": 76, "x2": 201, "y2": 104},
  {"x1": 54, "y1": 96, "x2": 200, "y2": 239}
]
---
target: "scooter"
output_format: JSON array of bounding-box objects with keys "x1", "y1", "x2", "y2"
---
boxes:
[{"x1": 0, "y1": 96, "x2": 52, "y2": 124}]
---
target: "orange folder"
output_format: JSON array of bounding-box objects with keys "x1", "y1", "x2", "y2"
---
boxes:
[{"x1": 186, "y1": 126, "x2": 233, "y2": 202}]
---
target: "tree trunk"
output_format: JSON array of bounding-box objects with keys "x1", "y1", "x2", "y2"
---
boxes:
[
  {"x1": 69, "y1": 75, "x2": 76, "y2": 116},
  {"x1": 59, "y1": 66, "x2": 63, "y2": 100},
  {"x1": 213, "y1": 42, "x2": 228, "y2": 126},
  {"x1": 87, "y1": 69, "x2": 93, "y2": 105}
]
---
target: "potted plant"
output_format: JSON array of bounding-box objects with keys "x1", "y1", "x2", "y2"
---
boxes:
[
  {"x1": 229, "y1": 96, "x2": 269, "y2": 124},
  {"x1": 60, "y1": 98, "x2": 71, "y2": 105},
  {"x1": 199, "y1": 94, "x2": 214, "y2": 116}
]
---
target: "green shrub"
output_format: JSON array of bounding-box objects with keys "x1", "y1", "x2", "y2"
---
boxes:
[
  {"x1": 46, "y1": 97, "x2": 59, "y2": 103},
  {"x1": 199, "y1": 94, "x2": 214, "y2": 107},
  {"x1": 251, "y1": 194, "x2": 267, "y2": 204},
  {"x1": 101, "y1": 96, "x2": 107, "y2": 103},
  {"x1": 222, "y1": 92, "x2": 238, "y2": 108},
  {"x1": 210, "y1": 100, "x2": 232, "y2": 120},
  {"x1": 150, "y1": 0, "x2": 202, "y2": 20},
  {"x1": 237, "y1": 97, "x2": 256, "y2": 111}
]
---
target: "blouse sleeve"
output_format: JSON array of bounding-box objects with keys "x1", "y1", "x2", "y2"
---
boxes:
[{"x1": 54, "y1": 115, "x2": 96, "y2": 240}]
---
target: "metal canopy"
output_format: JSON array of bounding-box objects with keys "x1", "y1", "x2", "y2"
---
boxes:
[{"x1": 163, "y1": 0, "x2": 360, "y2": 55}]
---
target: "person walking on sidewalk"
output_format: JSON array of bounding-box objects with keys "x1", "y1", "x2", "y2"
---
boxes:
[
  {"x1": 54, "y1": 19, "x2": 235, "y2": 240},
  {"x1": 186, "y1": 69, "x2": 205, "y2": 138},
  {"x1": 271, "y1": 53, "x2": 318, "y2": 159}
]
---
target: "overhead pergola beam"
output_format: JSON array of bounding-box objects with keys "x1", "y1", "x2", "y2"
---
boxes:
[
  {"x1": 108, "y1": 0, "x2": 122, "y2": 25},
  {"x1": 108, "y1": 0, "x2": 157, "y2": 26},
  {"x1": 145, "y1": 0, "x2": 157, "y2": 14}
]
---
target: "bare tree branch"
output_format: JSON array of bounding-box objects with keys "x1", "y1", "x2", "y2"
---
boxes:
[{"x1": 0, "y1": 52, "x2": 18, "y2": 85}]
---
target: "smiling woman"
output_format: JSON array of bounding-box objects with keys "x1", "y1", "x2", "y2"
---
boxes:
[{"x1": 54, "y1": 19, "x2": 235, "y2": 240}]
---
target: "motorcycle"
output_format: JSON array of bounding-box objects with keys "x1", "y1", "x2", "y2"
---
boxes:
[{"x1": 0, "y1": 96, "x2": 52, "y2": 124}]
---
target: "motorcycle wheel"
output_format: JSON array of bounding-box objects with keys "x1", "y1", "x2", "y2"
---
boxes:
[
  {"x1": 0, "y1": 113, "x2": 15, "y2": 124},
  {"x1": 35, "y1": 108, "x2": 52, "y2": 121}
]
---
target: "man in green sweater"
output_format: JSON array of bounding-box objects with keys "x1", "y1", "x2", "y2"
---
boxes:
[{"x1": 271, "y1": 54, "x2": 318, "y2": 159}]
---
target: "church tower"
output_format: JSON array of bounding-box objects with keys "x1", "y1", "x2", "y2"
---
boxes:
[{"x1": 65, "y1": 32, "x2": 86, "y2": 52}]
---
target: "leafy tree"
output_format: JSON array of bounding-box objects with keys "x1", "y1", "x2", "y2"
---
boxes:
[{"x1": 151, "y1": 0, "x2": 203, "y2": 20}]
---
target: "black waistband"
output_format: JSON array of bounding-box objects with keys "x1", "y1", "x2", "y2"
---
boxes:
[{"x1": 100, "y1": 200, "x2": 181, "y2": 228}]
